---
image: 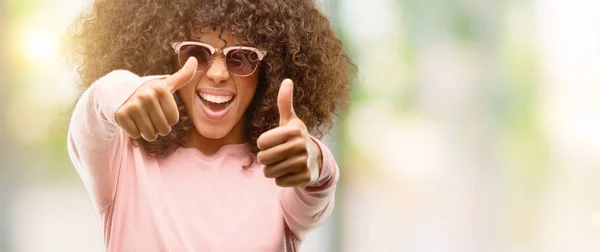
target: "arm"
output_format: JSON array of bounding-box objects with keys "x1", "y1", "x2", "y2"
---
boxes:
[
  {"x1": 280, "y1": 137, "x2": 339, "y2": 241},
  {"x1": 67, "y1": 70, "x2": 164, "y2": 211},
  {"x1": 255, "y1": 79, "x2": 340, "y2": 241}
]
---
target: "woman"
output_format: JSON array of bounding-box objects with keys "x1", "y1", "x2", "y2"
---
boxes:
[{"x1": 66, "y1": 0, "x2": 355, "y2": 251}]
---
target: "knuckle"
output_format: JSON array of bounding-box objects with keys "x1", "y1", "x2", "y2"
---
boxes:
[
  {"x1": 156, "y1": 120, "x2": 169, "y2": 130},
  {"x1": 303, "y1": 170, "x2": 312, "y2": 182},
  {"x1": 288, "y1": 127, "x2": 302, "y2": 137},
  {"x1": 167, "y1": 118, "x2": 178, "y2": 126},
  {"x1": 127, "y1": 131, "x2": 141, "y2": 139},
  {"x1": 263, "y1": 168, "x2": 271, "y2": 178},
  {"x1": 158, "y1": 123, "x2": 169, "y2": 132},
  {"x1": 152, "y1": 84, "x2": 168, "y2": 97},
  {"x1": 128, "y1": 99, "x2": 142, "y2": 110},
  {"x1": 275, "y1": 178, "x2": 285, "y2": 187},
  {"x1": 115, "y1": 110, "x2": 127, "y2": 122},
  {"x1": 126, "y1": 101, "x2": 143, "y2": 115},
  {"x1": 157, "y1": 128, "x2": 170, "y2": 136},
  {"x1": 168, "y1": 109, "x2": 180, "y2": 124},
  {"x1": 165, "y1": 107, "x2": 178, "y2": 119},
  {"x1": 137, "y1": 88, "x2": 157, "y2": 103},
  {"x1": 256, "y1": 137, "x2": 266, "y2": 150},
  {"x1": 302, "y1": 153, "x2": 309, "y2": 162},
  {"x1": 296, "y1": 154, "x2": 308, "y2": 165},
  {"x1": 256, "y1": 152, "x2": 264, "y2": 164},
  {"x1": 143, "y1": 133, "x2": 158, "y2": 142},
  {"x1": 165, "y1": 115, "x2": 175, "y2": 126},
  {"x1": 293, "y1": 138, "x2": 307, "y2": 152}
]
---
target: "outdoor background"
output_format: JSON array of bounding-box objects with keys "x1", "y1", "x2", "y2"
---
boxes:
[{"x1": 1, "y1": 0, "x2": 600, "y2": 251}]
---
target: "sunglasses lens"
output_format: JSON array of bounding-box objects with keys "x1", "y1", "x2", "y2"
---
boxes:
[
  {"x1": 226, "y1": 49, "x2": 260, "y2": 76},
  {"x1": 179, "y1": 45, "x2": 212, "y2": 71}
]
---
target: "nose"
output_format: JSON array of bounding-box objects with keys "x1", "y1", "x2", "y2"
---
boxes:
[{"x1": 206, "y1": 55, "x2": 230, "y2": 84}]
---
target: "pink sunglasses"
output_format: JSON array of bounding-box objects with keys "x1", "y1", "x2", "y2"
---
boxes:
[{"x1": 172, "y1": 41, "x2": 267, "y2": 76}]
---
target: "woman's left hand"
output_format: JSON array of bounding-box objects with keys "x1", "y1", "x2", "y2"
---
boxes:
[{"x1": 256, "y1": 79, "x2": 322, "y2": 188}]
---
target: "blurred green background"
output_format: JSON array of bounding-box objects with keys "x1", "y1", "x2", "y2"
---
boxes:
[{"x1": 2, "y1": 0, "x2": 600, "y2": 251}]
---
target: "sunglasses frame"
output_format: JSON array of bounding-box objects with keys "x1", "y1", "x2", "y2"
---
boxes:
[{"x1": 171, "y1": 41, "x2": 267, "y2": 76}]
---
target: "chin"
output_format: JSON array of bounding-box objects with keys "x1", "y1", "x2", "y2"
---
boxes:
[{"x1": 195, "y1": 123, "x2": 233, "y2": 140}]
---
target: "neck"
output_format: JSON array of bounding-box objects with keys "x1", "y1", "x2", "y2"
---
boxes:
[{"x1": 182, "y1": 121, "x2": 247, "y2": 156}]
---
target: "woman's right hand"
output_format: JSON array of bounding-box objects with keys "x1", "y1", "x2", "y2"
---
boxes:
[{"x1": 115, "y1": 57, "x2": 197, "y2": 142}]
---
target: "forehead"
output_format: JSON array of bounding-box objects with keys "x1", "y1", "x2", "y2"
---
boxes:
[{"x1": 190, "y1": 26, "x2": 242, "y2": 48}]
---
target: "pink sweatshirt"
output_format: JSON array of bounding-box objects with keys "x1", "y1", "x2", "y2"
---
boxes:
[{"x1": 67, "y1": 70, "x2": 339, "y2": 252}]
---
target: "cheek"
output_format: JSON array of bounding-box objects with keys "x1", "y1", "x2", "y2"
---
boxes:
[{"x1": 236, "y1": 81, "x2": 258, "y2": 111}]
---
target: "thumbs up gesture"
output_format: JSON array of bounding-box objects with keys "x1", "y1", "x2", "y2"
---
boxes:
[
  {"x1": 256, "y1": 79, "x2": 322, "y2": 187},
  {"x1": 116, "y1": 57, "x2": 197, "y2": 142}
]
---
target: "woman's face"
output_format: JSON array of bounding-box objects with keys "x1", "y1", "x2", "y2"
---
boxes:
[{"x1": 177, "y1": 27, "x2": 260, "y2": 143}]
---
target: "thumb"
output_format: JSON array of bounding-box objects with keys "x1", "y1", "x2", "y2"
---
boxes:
[
  {"x1": 165, "y1": 57, "x2": 197, "y2": 92},
  {"x1": 277, "y1": 78, "x2": 296, "y2": 125}
]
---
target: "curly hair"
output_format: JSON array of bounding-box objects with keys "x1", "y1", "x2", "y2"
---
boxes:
[{"x1": 66, "y1": 0, "x2": 356, "y2": 158}]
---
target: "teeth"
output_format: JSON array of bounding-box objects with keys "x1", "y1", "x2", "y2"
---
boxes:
[{"x1": 199, "y1": 93, "x2": 233, "y2": 104}]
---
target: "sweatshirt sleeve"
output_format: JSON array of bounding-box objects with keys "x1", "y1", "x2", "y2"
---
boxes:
[
  {"x1": 280, "y1": 136, "x2": 340, "y2": 241},
  {"x1": 67, "y1": 70, "x2": 167, "y2": 211}
]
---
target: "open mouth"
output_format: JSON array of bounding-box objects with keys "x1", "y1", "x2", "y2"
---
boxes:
[
  {"x1": 196, "y1": 91, "x2": 235, "y2": 120},
  {"x1": 199, "y1": 93, "x2": 234, "y2": 110}
]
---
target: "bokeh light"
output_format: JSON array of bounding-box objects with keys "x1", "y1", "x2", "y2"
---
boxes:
[{"x1": 22, "y1": 29, "x2": 58, "y2": 63}]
